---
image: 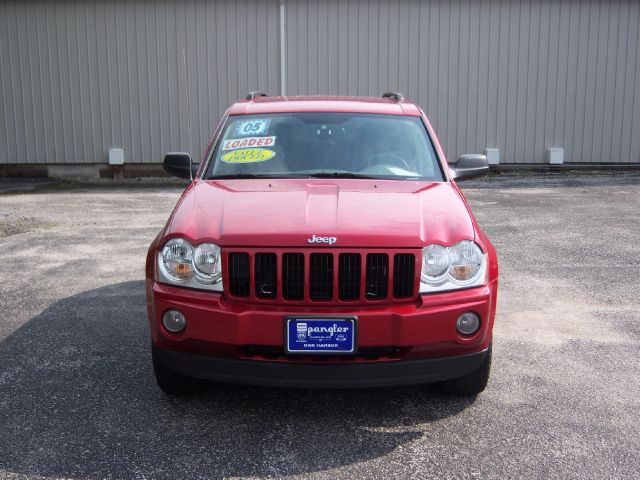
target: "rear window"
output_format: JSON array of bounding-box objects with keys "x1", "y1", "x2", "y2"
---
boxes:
[{"x1": 206, "y1": 112, "x2": 443, "y2": 181}]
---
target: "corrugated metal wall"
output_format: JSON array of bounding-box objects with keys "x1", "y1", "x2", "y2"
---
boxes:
[
  {"x1": 1, "y1": 0, "x2": 640, "y2": 165},
  {"x1": 0, "y1": 0, "x2": 281, "y2": 164},
  {"x1": 285, "y1": 0, "x2": 640, "y2": 164}
]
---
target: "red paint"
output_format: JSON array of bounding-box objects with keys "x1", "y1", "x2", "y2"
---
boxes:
[
  {"x1": 163, "y1": 180, "x2": 475, "y2": 248},
  {"x1": 227, "y1": 95, "x2": 423, "y2": 117},
  {"x1": 147, "y1": 96, "x2": 498, "y2": 379},
  {"x1": 148, "y1": 282, "x2": 496, "y2": 361}
]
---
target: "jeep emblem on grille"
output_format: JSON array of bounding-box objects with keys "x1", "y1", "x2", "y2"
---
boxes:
[{"x1": 307, "y1": 234, "x2": 337, "y2": 245}]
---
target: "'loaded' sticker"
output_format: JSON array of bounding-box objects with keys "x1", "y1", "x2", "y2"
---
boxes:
[
  {"x1": 234, "y1": 119, "x2": 271, "y2": 136},
  {"x1": 221, "y1": 148, "x2": 275, "y2": 163},
  {"x1": 222, "y1": 136, "x2": 276, "y2": 151}
]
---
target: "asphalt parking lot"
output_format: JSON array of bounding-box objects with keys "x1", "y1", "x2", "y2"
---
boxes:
[{"x1": 0, "y1": 172, "x2": 639, "y2": 479}]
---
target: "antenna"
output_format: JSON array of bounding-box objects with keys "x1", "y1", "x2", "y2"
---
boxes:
[{"x1": 182, "y1": 49, "x2": 192, "y2": 155}]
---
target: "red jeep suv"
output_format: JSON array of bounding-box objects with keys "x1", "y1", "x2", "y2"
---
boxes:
[{"x1": 146, "y1": 92, "x2": 498, "y2": 395}]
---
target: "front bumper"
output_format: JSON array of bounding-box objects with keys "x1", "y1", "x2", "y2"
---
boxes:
[
  {"x1": 147, "y1": 278, "x2": 497, "y2": 363},
  {"x1": 154, "y1": 345, "x2": 489, "y2": 388}
]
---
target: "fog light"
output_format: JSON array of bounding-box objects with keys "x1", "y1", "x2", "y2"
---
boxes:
[
  {"x1": 162, "y1": 309, "x2": 186, "y2": 333},
  {"x1": 456, "y1": 312, "x2": 480, "y2": 336}
]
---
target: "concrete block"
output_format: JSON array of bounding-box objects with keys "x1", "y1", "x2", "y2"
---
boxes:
[{"x1": 47, "y1": 164, "x2": 101, "y2": 178}]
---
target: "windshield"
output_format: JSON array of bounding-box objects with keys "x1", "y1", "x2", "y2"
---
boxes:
[{"x1": 206, "y1": 112, "x2": 443, "y2": 181}]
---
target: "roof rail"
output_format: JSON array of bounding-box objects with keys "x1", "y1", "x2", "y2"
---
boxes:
[
  {"x1": 246, "y1": 91, "x2": 268, "y2": 100},
  {"x1": 382, "y1": 91, "x2": 405, "y2": 101}
]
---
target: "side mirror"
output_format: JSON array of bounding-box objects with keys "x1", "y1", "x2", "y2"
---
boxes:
[
  {"x1": 163, "y1": 152, "x2": 196, "y2": 180},
  {"x1": 449, "y1": 154, "x2": 489, "y2": 181}
]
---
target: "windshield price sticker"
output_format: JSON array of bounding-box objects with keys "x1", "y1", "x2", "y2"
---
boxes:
[
  {"x1": 222, "y1": 136, "x2": 276, "y2": 151},
  {"x1": 221, "y1": 148, "x2": 275, "y2": 163},
  {"x1": 235, "y1": 119, "x2": 271, "y2": 136}
]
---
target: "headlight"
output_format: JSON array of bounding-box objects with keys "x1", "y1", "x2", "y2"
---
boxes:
[
  {"x1": 193, "y1": 243, "x2": 222, "y2": 283},
  {"x1": 448, "y1": 240, "x2": 484, "y2": 282},
  {"x1": 420, "y1": 240, "x2": 487, "y2": 293},
  {"x1": 158, "y1": 238, "x2": 223, "y2": 291},
  {"x1": 161, "y1": 238, "x2": 194, "y2": 281},
  {"x1": 421, "y1": 244, "x2": 450, "y2": 283}
]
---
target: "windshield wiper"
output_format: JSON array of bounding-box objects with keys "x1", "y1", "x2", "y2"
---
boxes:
[
  {"x1": 209, "y1": 173, "x2": 288, "y2": 180},
  {"x1": 306, "y1": 172, "x2": 381, "y2": 179},
  {"x1": 210, "y1": 172, "x2": 387, "y2": 180}
]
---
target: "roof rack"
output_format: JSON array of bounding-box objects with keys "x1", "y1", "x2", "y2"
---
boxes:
[
  {"x1": 382, "y1": 91, "x2": 405, "y2": 101},
  {"x1": 246, "y1": 91, "x2": 268, "y2": 100}
]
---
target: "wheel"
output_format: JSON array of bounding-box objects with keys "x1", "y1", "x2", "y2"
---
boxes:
[
  {"x1": 152, "y1": 347, "x2": 201, "y2": 395},
  {"x1": 440, "y1": 344, "x2": 492, "y2": 396}
]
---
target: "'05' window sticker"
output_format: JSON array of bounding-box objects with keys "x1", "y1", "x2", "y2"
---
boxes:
[{"x1": 235, "y1": 119, "x2": 271, "y2": 136}]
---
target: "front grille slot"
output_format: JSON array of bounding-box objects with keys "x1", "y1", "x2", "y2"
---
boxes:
[
  {"x1": 228, "y1": 252, "x2": 250, "y2": 296},
  {"x1": 393, "y1": 254, "x2": 415, "y2": 298},
  {"x1": 309, "y1": 253, "x2": 333, "y2": 300},
  {"x1": 338, "y1": 253, "x2": 361, "y2": 300},
  {"x1": 255, "y1": 253, "x2": 277, "y2": 299},
  {"x1": 282, "y1": 253, "x2": 304, "y2": 300},
  {"x1": 365, "y1": 253, "x2": 389, "y2": 299}
]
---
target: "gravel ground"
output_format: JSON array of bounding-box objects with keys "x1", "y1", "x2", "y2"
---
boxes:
[{"x1": 0, "y1": 172, "x2": 638, "y2": 479}]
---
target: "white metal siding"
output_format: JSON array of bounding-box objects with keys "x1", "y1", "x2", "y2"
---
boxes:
[
  {"x1": 1, "y1": 0, "x2": 639, "y2": 165},
  {"x1": 0, "y1": 0, "x2": 281, "y2": 164},
  {"x1": 285, "y1": 0, "x2": 640, "y2": 164}
]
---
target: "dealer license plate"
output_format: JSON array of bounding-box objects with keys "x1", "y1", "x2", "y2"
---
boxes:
[{"x1": 285, "y1": 317, "x2": 356, "y2": 354}]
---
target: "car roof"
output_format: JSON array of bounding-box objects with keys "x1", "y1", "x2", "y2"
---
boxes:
[{"x1": 227, "y1": 95, "x2": 423, "y2": 116}]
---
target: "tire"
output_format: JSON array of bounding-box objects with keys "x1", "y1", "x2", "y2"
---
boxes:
[
  {"x1": 152, "y1": 347, "x2": 201, "y2": 395},
  {"x1": 440, "y1": 344, "x2": 492, "y2": 396}
]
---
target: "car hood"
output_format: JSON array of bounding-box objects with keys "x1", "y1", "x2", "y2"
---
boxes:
[{"x1": 165, "y1": 179, "x2": 475, "y2": 248}]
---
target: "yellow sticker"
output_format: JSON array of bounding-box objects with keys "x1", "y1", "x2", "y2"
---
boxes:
[{"x1": 221, "y1": 148, "x2": 275, "y2": 163}]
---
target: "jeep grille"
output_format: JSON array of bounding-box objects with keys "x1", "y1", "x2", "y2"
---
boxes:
[{"x1": 224, "y1": 249, "x2": 419, "y2": 304}]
